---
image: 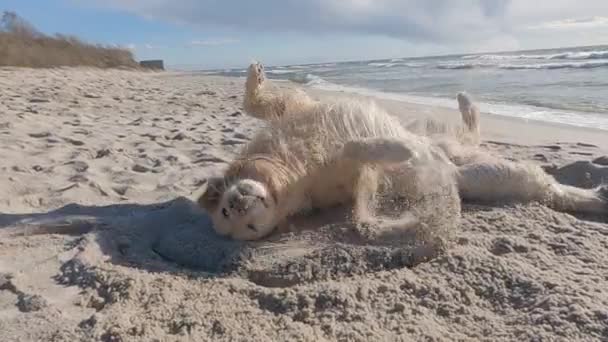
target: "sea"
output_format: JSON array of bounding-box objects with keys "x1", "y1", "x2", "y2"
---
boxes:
[{"x1": 204, "y1": 45, "x2": 608, "y2": 131}]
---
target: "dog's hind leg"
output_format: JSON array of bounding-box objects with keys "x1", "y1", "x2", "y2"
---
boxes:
[
  {"x1": 341, "y1": 137, "x2": 419, "y2": 165},
  {"x1": 351, "y1": 165, "x2": 424, "y2": 239},
  {"x1": 456, "y1": 159, "x2": 607, "y2": 215},
  {"x1": 243, "y1": 61, "x2": 317, "y2": 121},
  {"x1": 243, "y1": 62, "x2": 285, "y2": 120}
]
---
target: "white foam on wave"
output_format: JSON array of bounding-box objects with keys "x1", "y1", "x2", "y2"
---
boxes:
[
  {"x1": 462, "y1": 54, "x2": 527, "y2": 61},
  {"x1": 436, "y1": 62, "x2": 493, "y2": 70},
  {"x1": 316, "y1": 63, "x2": 337, "y2": 67},
  {"x1": 437, "y1": 63, "x2": 476, "y2": 70},
  {"x1": 368, "y1": 61, "x2": 426, "y2": 68},
  {"x1": 266, "y1": 69, "x2": 297, "y2": 75},
  {"x1": 285, "y1": 65, "x2": 310, "y2": 70},
  {"x1": 368, "y1": 62, "x2": 398, "y2": 68},
  {"x1": 197, "y1": 69, "x2": 246, "y2": 75},
  {"x1": 437, "y1": 59, "x2": 608, "y2": 70},
  {"x1": 198, "y1": 70, "x2": 222, "y2": 75},
  {"x1": 303, "y1": 78, "x2": 608, "y2": 131},
  {"x1": 288, "y1": 73, "x2": 330, "y2": 87},
  {"x1": 463, "y1": 49, "x2": 608, "y2": 61},
  {"x1": 404, "y1": 63, "x2": 426, "y2": 68},
  {"x1": 303, "y1": 74, "x2": 330, "y2": 86},
  {"x1": 499, "y1": 60, "x2": 608, "y2": 70},
  {"x1": 549, "y1": 50, "x2": 608, "y2": 60}
]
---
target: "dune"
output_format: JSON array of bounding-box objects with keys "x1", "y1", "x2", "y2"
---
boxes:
[{"x1": 0, "y1": 67, "x2": 607, "y2": 341}]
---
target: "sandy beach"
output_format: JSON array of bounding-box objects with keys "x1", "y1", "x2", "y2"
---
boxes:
[{"x1": 1, "y1": 67, "x2": 607, "y2": 341}]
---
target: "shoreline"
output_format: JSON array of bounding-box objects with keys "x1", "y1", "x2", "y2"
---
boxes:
[
  {"x1": 222, "y1": 73, "x2": 608, "y2": 143},
  {"x1": 298, "y1": 84, "x2": 608, "y2": 149},
  {"x1": 213, "y1": 61, "x2": 608, "y2": 132},
  {"x1": 203, "y1": 72, "x2": 608, "y2": 149}
]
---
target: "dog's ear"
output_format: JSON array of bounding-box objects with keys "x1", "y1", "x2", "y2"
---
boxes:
[{"x1": 197, "y1": 177, "x2": 226, "y2": 211}]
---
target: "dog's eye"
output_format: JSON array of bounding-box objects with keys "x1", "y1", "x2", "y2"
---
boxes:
[
  {"x1": 247, "y1": 224, "x2": 257, "y2": 231},
  {"x1": 222, "y1": 208, "x2": 229, "y2": 218}
]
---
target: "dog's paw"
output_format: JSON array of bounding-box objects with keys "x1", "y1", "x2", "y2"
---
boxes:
[{"x1": 457, "y1": 92, "x2": 473, "y2": 107}]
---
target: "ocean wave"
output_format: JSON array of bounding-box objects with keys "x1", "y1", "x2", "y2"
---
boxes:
[
  {"x1": 404, "y1": 63, "x2": 426, "y2": 68},
  {"x1": 266, "y1": 69, "x2": 296, "y2": 75},
  {"x1": 198, "y1": 70, "x2": 222, "y2": 75},
  {"x1": 463, "y1": 49, "x2": 608, "y2": 61},
  {"x1": 316, "y1": 63, "x2": 337, "y2": 67},
  {"x1": 368, "y1": 62, "x2": 398, "y2": 68},
  {"x1": 368, "y1": 62, "x2": 425, "y2": 68},
  {"x1": 549, "y1": 50, "x2": 608, "y2": 60},
  {"x1": 437, "y1": 59, "x2": 608, "y2": 70},
  {"x1": 436, "y1": 62, "x2": 493, "y2": 70},
  {"x1": 199, "y1": 69, "x2": 246, "y2": 77},
  {"x1": 499, "y1": 60, "x2": 608, "y2": 70},
  {"x1": 279, "y1": 65, "x2": 308, "y2": 71},
  {"x1": 302, "y1": 81, "x2": 608, "y2": 131},
  {"x1": 462, "y1": 54, "x2": 525, "y2": 61},
  {"x1": 462, "y1": 54, "x2": 548, "y2": 61},
  {"x1": 437, "y1": 63, "x2": 476, "y2": 70},
  {"x1": 289, "y1": 73, "x2": 329, "y2": 86}
]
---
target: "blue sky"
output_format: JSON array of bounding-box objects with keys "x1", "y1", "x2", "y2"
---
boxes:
[{"x1": 3, "y1": 0, "x2": 608, "y2": 69}]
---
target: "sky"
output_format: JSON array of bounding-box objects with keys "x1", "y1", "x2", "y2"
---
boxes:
[{"x1": 2, "y1": 0, "x2": 608, "y2": 69}]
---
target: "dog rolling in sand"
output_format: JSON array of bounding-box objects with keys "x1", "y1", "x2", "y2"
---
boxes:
[{"x1": 197, "y1": 62, "x2": 607, "y2": 241}]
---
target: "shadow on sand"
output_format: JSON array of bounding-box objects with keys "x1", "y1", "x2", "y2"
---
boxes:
[{"x1": 1, "y1": 197, "x2": 441, "y2": 288}]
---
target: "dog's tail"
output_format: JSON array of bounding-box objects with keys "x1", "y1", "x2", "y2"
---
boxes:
[{"x1": 456, "y1": 92, "x2": 481, "y2": 144}]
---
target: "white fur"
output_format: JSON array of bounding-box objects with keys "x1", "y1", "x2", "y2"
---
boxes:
[{"x1": 197, "y1": 62, "x2": 607, "y2": 241}]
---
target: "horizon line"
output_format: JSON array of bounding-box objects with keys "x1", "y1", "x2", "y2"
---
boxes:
[{"x1": 167, "y1": 43, "x2": 608, "y2": 72}]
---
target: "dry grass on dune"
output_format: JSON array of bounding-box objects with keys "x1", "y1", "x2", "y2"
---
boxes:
[{"x1": 0, "y1": 11, "x2": 139, "y2": 69}]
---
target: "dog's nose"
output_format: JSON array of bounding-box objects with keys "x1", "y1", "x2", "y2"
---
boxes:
[
  {"x1": 228, "y1": 195, "x2": 254, "y2": 215},
  {"x1": 236, "y1": 182, "x2": 255, "y2": 196}
]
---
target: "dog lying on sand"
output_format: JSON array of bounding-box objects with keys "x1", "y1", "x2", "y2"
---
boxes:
[{"x1": 197, "y1": 62, "x2": 607, "y2": 241}]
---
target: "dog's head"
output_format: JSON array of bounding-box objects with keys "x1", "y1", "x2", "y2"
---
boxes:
[{"x1": 197, "y1": 176, "x2": 280, "y2": 240}]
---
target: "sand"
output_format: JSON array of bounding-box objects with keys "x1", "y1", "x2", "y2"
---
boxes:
[{"x1": 0, "y1": 67, "x2": 607, "y2": 342}]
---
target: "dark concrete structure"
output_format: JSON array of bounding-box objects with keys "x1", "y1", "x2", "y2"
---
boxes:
[{"x1": 139, "y1": 59, "x2": 164, "y2": 70}]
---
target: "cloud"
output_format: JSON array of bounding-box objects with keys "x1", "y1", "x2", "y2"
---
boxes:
[
  {"x1": 189, "y1": 38, "x2": 239, "y2": 46},
  {"x1": 506, "y1": 0, "x2": 608, "y2": 22},
  {"x1": 527, "y1": 16, "x2": 608, "y2": 31},
  {"x1": 80, "y1": 0, "x2": 608, "y2": 54},
  {"x1": 84, "y1": 0, "x2": 513, "y2": 43},
  {"x1": 144, "y1": 43, "x2": 165, "y2": 49}
]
